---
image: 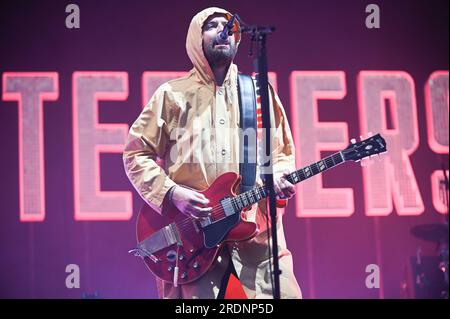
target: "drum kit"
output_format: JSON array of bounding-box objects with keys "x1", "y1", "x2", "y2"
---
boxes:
[{"x1": 410, "y1": 167, "x2": 449, "y2": 299}]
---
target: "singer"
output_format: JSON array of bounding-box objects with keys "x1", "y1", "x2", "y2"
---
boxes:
[{"x1": 123, "y1": 7, "x2": 302, "y2": 299}]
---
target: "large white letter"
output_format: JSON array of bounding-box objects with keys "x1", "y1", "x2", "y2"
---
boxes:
[
  {"x1": 358, "y1": 71, "x2": 424, "y2": 216},
  {"x1": 425, "y1": 71, "x2": 449, "y2": 214},
  {"x1": 2, "y1": 72, "x2": 59, "y2": 222},
  {"x1": 290, "y1": 71, "x2": 353, "y2": 217},
  {"x1": 73, "y1": 71, "x2": 131, "y2": 220}
]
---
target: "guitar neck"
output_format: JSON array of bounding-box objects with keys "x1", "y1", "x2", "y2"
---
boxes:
[{"x1": 231, "y1": 151, "x2": 346, "y2": 210}]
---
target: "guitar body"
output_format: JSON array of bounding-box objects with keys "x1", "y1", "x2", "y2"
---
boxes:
[
  {"x1": 134, "y1": 133, "x2": 387, "y2": 285},
  {"x1": 136, "y1": 172, "x2": 259, "y2": 284}
]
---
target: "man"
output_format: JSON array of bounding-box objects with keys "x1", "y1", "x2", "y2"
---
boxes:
[{"x1": 123, "y1": 7, "x2": 302, "y2": 299}]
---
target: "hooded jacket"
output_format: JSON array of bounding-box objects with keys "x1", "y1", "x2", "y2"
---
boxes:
[{"x1": 123, "y1": 7, "x2": 301, "y2": 298}]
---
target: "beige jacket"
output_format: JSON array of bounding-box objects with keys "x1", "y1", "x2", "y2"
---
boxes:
[{"x1": 123, "y1": 7, "x2": 301, "y2": 299}]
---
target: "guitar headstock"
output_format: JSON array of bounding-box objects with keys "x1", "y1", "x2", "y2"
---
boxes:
[{"x1": 342, "y1": 133, "x2": 387, "y2": 162}]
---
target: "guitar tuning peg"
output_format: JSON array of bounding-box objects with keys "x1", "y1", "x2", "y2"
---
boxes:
[
  {"x1": 360, "y1": 158, "x2": 368, "y2": 167},
  {"x1": 350, "y1": 138, "x2": 357, "y2": 144},
  {"x1": 371, "y1": 154, "x2": 382, "y2": 162},
  {"x1": 360, "y1": 157, "x2": 374, "y2": 167},
  {"x1": 367, "y1": 132, "x2": 373, "y2": 137},
  {"x1": 360, "y1": 135, "x2": 364, "y2": 141}
]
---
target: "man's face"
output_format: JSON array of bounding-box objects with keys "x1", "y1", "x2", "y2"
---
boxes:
[{"x1": 202, "y1": 14, "x2": 238, "y2": 68}]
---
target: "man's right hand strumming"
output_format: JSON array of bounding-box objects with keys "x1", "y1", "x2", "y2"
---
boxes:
[{"x1": 170, "y1": 185, "x2": 212, "y2": 220}]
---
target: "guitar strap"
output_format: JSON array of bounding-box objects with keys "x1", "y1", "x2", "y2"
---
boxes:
[{"x1": 237, "y1": 74, "x2": 257, "y2": 193}]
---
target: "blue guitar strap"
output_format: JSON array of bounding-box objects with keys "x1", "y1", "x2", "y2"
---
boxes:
[{"x1": 237, "y1": 74, "x2": 257, "y2": 193}]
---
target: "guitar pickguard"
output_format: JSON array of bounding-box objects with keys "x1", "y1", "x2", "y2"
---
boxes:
[{"x1": 202, "y1": 213, "x2": 240, "y2": 248}]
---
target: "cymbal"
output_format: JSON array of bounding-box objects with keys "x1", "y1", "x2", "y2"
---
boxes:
[{"x1": 411, "y1": 223, "x2": 449, "y2": 243}]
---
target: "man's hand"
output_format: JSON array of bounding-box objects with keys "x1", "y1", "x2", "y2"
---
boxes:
[
  {"x1": 171, "y1": 185, "x2": 212, "y2": 220},
  {"x1": 274, "y1": 170, "x2": 296, "y2": 200}
]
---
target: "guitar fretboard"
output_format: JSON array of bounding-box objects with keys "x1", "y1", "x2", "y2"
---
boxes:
[{"x1": 230, "y1": 152, "x2": 345, "y2": 211}]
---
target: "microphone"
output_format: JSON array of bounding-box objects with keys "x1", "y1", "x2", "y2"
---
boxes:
[{"x1": 217, "y1": 15, "x2": 236, "y2": 44}]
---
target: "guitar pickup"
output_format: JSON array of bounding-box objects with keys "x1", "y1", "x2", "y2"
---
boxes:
[
  {"x1": 199, "y1": 216, "x2": 212, "y2": 228},
  {"x1": 220, "y1": 197, "x2": 235, "y2": 216}
]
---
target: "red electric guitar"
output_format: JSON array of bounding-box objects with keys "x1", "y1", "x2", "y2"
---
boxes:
[{"x1": 131, "y1": 133, "x2": 387, "y2": 284}]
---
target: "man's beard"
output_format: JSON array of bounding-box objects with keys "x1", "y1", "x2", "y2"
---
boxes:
[{"x1": 203, "y1": 41, "x2": 237, "y2": 68}]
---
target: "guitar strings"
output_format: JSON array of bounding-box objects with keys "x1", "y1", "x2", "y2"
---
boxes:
[
  {"x1": 174, "y1": 186, "x2": 272, "y2": 229},
  {"x1": 174, "y1": 157, "x2": 339, "y2": 229},
  {"x1": 175, "y1": 204, "x2": 228, "y2": 229},
  {"x1": 174, "y1": 167, "x2": 312, "y2": 229},
  {"x1": 171, "y1": 151, "x2": 377, "y2": 231}
]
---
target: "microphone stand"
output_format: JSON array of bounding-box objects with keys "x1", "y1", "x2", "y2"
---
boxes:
[{"x1": 236, "y1": 14, "x2": 280, "y2": 299}]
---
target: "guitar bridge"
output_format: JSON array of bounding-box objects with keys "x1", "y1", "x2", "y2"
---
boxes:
[{"x1": 129, "y1": 223, "x2": 182, "y2": 263}]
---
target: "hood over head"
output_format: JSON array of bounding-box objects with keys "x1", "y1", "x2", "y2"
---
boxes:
[{"x1": 186, "y1": 7, "x2": 241, "y2": 86}]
